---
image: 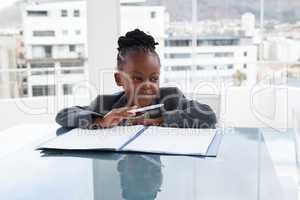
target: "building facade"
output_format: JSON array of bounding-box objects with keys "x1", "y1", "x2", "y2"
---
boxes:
[
  {"x1": 163, "y1": 35, "x2": 258, "y2": 91},
  {"x1": 0, "y1": 29, "x2": 25, "y2": 98},
  {"x1": 22, "y1": 1, "x2": 88, "y2": 97}
]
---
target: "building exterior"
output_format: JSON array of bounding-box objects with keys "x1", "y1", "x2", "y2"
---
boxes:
[
  {"x1": 241, "y1": 13, "x2": 256, "y2": 37},
  {"x1": 162, "y1": 13, "x2": 259, "y2": 91},
  {"x1": 22, "y1": 1, "x2": 88, "y2": 97},
  {"x1": 163, "y1": 35, "x2": 258, "y2": 91},
  {"x1": 263, "y1": 37, "x2": 300, "y2": 62},
  {"x1": 0, "y1": 29, "x2": 25, "y2": 98}
]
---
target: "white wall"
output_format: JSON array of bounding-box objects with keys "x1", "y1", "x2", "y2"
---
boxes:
[{"x1": 87, "y1": 0, "x2": 121, "y2": 95}]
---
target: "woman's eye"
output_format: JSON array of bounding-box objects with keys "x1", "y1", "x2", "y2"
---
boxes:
[
  {"x1": 132, "y1": 76, "x2": 143, "y2": 82},
  {"x1": 150, "y1": 77, "x2": 159, "y2": 83}
]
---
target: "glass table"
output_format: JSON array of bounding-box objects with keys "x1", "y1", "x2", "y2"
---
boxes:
[{"x1": 0, "y1": 124, "x2": 297, "y2": 200}]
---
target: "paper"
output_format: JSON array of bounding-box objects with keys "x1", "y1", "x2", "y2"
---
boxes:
[
  {"x1": 38, "y1": 126, "x2": 217, "y2": 156},
  {"x1": 39, "y1": 125, "x2": 145, "y2": 150},
  {"x1": 122, "y1": 126, "x2": 216, "y2": 155}
]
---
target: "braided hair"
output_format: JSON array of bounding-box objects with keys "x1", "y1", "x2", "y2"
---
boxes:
[{"x1": 117, "y1": 29, "x2": 160, "y2": 70}]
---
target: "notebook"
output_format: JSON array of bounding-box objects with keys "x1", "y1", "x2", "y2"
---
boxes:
[{"x1": 38, "y1": 125, "x2": 218, "y2": 156}]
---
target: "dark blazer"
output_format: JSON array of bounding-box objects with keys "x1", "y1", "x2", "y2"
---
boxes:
[{"x1": 55, "y1": 87, "x2": 217, "y2": 129}]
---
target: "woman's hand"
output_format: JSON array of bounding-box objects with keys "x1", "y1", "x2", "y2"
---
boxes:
[{"x1": 95, "y1": 106, "x2": 137, "y2": 128}]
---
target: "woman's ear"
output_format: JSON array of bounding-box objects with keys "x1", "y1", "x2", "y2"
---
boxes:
[{"x1": 114, "y1": 72, "x2": 122, "y2": 86}]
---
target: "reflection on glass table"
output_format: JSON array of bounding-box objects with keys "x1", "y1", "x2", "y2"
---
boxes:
[{"x1": 0, "y1": 124, "x2": 297, "y2": 200}]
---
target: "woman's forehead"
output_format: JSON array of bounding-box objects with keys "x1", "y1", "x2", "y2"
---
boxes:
[{"x1": 123, "y1": 52, "x2": 160, "y2": 72}]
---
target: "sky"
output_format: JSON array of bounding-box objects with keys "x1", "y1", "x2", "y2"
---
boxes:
[{"x1": 0, "y1": 0, "x2": 18, "y2": 9}]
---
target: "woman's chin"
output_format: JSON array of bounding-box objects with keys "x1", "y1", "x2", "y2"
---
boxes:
[
  {"x1": 138, "y1": 95, "x2": 157, "y2": 99},
  {"x1": 135, "y1": 96, "x2": 156, "y2": 106}
]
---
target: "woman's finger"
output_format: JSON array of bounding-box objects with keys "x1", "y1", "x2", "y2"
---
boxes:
[
  {"x1": 123, "y1": 105, "x2": 138, "y2": 114},
  {"x1": 106, "y1": 116, "x2": 123, "y2": 127},
  {"x1": 120, "y1": 106, "x2": 138, "y2": 117}
]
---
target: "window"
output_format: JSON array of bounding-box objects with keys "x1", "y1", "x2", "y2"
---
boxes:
[
  {"x1": 197, "y1": 53, "x2": 214, "y2": 58},
  {"x1": 27, "y1": 10, "x2": 48, "y2": 17},
  {"x1": 75, "y1": 30, "x2": 81, "y2": 35},
  {"x1": 164, "y1": 53, "x2": 191, "y2": 59},
  {"x1": 63, "y1": 84, "x2": 73, "y2": 95},
  {"x1": 62, "y1": 69, "x2": 84, "y2": 74},
  {"x1": 214, "y1": 52, "x2": 234, "y2": 57},
  {"x1": 30, "y1": 63, "x2": 54, "y2": 68},
  {"x1": 227, "y1": 64, "x2": 234, "y2": 69},
  {"x1": 69, "y1": 45, "x2": 76, "y2": 52},
  {"x1": 243, "y1": 64, "x2": 247, "y2": 69},
  {"x1": 197, "y1": 66, "x2": 205, "y2": 70},
  {"x1": 62, "y1": 30, "x2": 68, "y2": 35},
  {"x1": 197, "y1": 38, "x2": 240, "y2": 46},
  {"x1": 74, "y1": 10, "x2": 80, "y2": 17},
  {"x1": 31, "y1": 71, "x2": 55, "y2": 76},
  {"x1": 61, "y1": 9, "x2": 68, "y2": 17},
  {"x1": 61, "y1": 61, "x2": 83, "y2": 67},
  {"x1": 244, "y1": 51, "x2": 248, "y2": 57},
  {"x1": 150, "y1": 11, "x2": 156, "y2": 19},
  {"x1": 33, "y1": 30, "x2": 55, "y2": 37},
  {"x1": 32, "y1": 85, "x2": 56, "y2": 97},
  {"x1": 30, "y1": 64, "x2": 55, "y2": 75},
  {"x1": 165, "y1": 39, "x2": 192, "y2": 47},
  {"x1": 171, "y1": 66, "x2": 191, "y2": 71},
  {"x1": 45, "y1": 46, "x2": 52, "y2": 58},
  {"x1": 32, "y1": 45, "x2": 52, "y2": 58}
]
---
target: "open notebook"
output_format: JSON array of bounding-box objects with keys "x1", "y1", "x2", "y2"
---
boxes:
[{"x1": 38, "y1": 126, "x2": 218, "y2": 156}]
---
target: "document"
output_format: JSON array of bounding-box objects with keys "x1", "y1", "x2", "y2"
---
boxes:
[
  {"x1": 38, "y1": 126, "x2": 217, "y2": 156},
  {"x1": 39, "y1": 125, "x2": 145, "y2": 150},
  {"x1": 122, "y1": 126, "x2": 216, "y2": 155}
]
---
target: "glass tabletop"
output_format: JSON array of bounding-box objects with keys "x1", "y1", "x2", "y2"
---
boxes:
[{"x1": 0, "y1": 125, "x2": 297, "y2": 200}]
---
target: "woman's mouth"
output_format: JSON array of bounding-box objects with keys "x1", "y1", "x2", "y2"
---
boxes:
[
  {"x1": 138, "y1": 94, "x2": 156, "y2": 97},
  {"x1": 137, "y1": 93, "x2": 157, "y2": 98}
]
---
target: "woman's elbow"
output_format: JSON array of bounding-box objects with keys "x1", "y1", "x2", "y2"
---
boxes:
[{"x1": 55, "y1": 108, "x2": 72, "y2": 128}]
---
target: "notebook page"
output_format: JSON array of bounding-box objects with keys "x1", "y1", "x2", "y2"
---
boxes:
[
  {"x1": 122, "y1": 126, "x2": 216, "y2": 155},
  {"x1": 39, "y1": 125, "x2": 145, "y2": 150}
]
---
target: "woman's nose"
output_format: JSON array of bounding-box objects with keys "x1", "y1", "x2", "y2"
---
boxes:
[
  {"x1": 140, "y1": 81, "x2": 154, "y2": 92},
  {"x1": 143, "y1": 80, "x2": 152, "y2": 88}
]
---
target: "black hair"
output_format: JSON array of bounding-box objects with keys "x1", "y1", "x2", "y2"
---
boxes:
[{"x1": 117, "y1": 29, "x2": 160, "y2": 70}]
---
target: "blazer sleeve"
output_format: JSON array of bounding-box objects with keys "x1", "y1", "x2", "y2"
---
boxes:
[
  {"x1": 55, "y1": 95, "x2": 104, "y2": 129},
  {"x1": 161, "y1": 88, "x2": 217, "y2": 128}
]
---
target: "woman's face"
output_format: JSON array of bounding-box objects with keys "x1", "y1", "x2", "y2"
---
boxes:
[{"x1": 115, "y1": 52, "x2": 160, "y2": 107}]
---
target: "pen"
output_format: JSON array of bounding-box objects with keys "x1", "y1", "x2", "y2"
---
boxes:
[{"x1": 129, "y1": 104, "x2": 164, "y2": 113}]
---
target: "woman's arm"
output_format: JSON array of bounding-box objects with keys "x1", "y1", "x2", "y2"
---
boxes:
[
  {"x1": 55, "y1": 96, "x2": 104, "y2": 129},
  {"x1": 161, "y1": 88, "x2": 217, "y2": 128},
  {"x1": 55, "y1": 94, "x2": 137, "y2": 129}
]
